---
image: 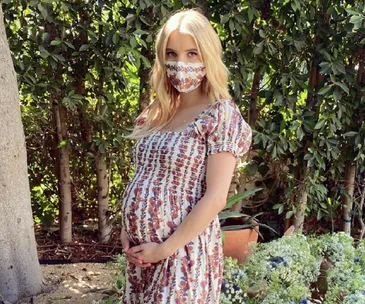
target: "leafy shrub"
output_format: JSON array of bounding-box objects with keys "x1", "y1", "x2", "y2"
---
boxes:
[
  {"x1": 235, "y1": 234, "x2": 320, "y2": 303},
  {"x1": 97, "y1": 234, "x2": 365, "y2": 304},
  {"x1": 220, "y1": 257, "x2": 247, "y2": 304},
  {"x1": 91, "y1": 255, "x2": 127, "y2": 304}
]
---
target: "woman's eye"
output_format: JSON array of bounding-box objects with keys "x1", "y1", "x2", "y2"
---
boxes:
[
  {"x1": 166, "y1": 52, "x2": 176, "y2": 57},
  {"x1": 188, "y1": 52, "x2": 198, "y2": 57}
]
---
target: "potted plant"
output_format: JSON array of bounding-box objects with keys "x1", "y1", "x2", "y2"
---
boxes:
[{"x1": 220, "y1": 188, "x2": 276, "y2": 264}]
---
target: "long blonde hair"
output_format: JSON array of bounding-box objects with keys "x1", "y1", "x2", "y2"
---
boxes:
[{"x1": 127, "y1": 9, "x2": 230, "y2": 139}]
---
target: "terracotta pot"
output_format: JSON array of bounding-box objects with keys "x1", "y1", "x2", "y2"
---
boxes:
[{"x1": 222, "y1": 228, "x2": 259, "y2": 264}]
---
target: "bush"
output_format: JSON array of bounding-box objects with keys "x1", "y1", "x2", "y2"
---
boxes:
[
  {"x1": 224, "y1": 234, "x2": 320, "y2": 304},
  {"x1": 220, "y1": 257, "x2": 247, "y2": 304},
  {"x1": 219, "y1": 233, "x2": 365, "y2": 304},
  {"x1": 91, "y1": 255, "x2": 127, "y2": 304},
  {"x1": 98, "y1": 233, "x2": 365, "y2": 304}
]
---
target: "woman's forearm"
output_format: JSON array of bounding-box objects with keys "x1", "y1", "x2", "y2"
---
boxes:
[{"x1": 160, "y1": 194, "x2": 225, "y2": 256}]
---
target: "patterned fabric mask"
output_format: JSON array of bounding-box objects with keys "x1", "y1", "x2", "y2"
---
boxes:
[{"x1": 165, "y1": 61, "x2": 206, "y2": 93}]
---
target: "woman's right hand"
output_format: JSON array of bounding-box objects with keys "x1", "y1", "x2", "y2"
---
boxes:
[{"x1": 121, "y1": 227, "x2": 152, "y2": 268}]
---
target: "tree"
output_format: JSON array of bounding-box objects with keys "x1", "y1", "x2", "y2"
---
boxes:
[
  {"x1": 2, "y1": 0, "x2": 364, "y2": 241},
  {"x1": 0, "y1": 5, "x2": 43, "y2": 303}
]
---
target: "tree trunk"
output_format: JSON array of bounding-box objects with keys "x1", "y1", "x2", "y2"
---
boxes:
[
  {"x1": 358, "y1": 180, "x2": 365, "y2": 239},
  {"x1": 342, "y1": 165, "x2": 356, "y2": 234},
  {"x1": 306, "y1": 64, "x2": 319, "y2": 109},
  {"x1": 95, "y1": 153, "x2": 111, "y2": 242},
  {"x1": 44, "y1": 17, "x2": 72, "y2": 242},
  {"x1": 230, "y1": 69, "x2": 261, "y2": 211},
  {"x1": 74, "y1": 4, "x2": 91, "y2": 213},
  {"x1": 53, "y1": 103, "x2": 72, "y2": 242},
  {"x1": 294, "y1": 57, "x2": 320, "y2": 230},
  {"x1": 293, "y1": 184, "x2": 308, "y2": 230},
  {"x1": 231, "y1": 69, "x2": 261, "y2": 210},
  {"x1": 0, "y1": 6, "x2": 44, "y2": 301},
  {"x1": 95, "y1": 77, "x2": 111, "y2": 242}
]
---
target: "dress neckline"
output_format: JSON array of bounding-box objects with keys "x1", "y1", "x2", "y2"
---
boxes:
[{"x1": 155, "y1": 101, "x2": 218, "y2": 135}]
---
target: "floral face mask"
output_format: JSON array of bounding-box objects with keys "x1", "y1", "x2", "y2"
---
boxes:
[{"x1": 165, "y1": 61, "x2": 206, "y2": 93}]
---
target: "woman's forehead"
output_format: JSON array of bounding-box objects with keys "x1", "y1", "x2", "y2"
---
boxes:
[{"x1": 166, "y1": 30, "x2": 197, "y2": 51}]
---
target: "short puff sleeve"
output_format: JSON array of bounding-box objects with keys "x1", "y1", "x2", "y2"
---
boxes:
[{"x1": 204, "y1": 100, "x2": 252, "y2": 159}]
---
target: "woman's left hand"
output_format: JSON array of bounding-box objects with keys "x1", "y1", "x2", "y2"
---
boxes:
[{"x1": 127, "y1": 242, "x2": 170, "y2": 264}]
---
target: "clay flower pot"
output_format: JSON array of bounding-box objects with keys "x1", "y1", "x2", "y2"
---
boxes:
[
  {"x1": 222, "y1": 227, "x2": 259, "y2": 264},
  {"x1": 219, "y1": 188, "x2": 276, "y2": 264}
]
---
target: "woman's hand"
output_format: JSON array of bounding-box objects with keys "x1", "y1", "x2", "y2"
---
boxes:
[
  {"x1": 127, "y1": 242, "x2": 170, "y2": 264},
  {"x1": 121, "y1": 228, "x2": 152, "y2": 268}
]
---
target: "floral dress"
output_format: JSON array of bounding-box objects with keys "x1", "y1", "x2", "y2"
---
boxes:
[{"x1": 121, "y1": 99, "x2": 252, "y2": 304}]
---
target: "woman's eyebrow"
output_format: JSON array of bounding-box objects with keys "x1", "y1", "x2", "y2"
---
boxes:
[{"x1": 165, "y1": 48, "x2": 198, "y2": 52}]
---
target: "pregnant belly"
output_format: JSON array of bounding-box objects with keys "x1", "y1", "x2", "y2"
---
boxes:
[{"x1": 122, "y1": 184, "x2": 196, "y2": 245}]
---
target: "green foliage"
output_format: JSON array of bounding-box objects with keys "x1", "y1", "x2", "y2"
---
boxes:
[
  {"x1": 113, "y1": 254, "x2": 128, "y2": 292},
  {"x1": 232, "y1": 0, "x2": 365, "y2": 224},
  {"x1": 2, "y1": 0, "x2": 365, "y2": 232},
  {"x1": 95, "y1": 234, "x2": 365, "y2": 304},
  {"x1": 3, "y1": 0, "x2": 146, "y2": 221},
  {"x1": 220, "y1": 188, "x2": 277, "y2": 238},
  {"x1": 220, "y1": 257, "x2": 246, "y2": 304},
  {"x1": 91, "y1": 254, "x2": 127, "y2": 304},
  {"x1": 309, "y1": 232, "x2": 356, "y2": 266},
  {"x1": 225, "y1": 188, "x2": 263, "y2": 210},
  {"x1": 223, "y1": 233, "x2": 365, "y2": 303},
  {"x1": 343, "y1": 292, "x2": 365, "y2": 304},
  {"x1": 240, "y1": 234, "x2": 320, "y2": 303},
  {"x1": 311, "y1": 235, "x2": 365, "y2": 303}
]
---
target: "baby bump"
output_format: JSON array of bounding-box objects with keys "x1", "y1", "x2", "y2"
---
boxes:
[{"x1": 122, "y1": 185, "x2": 196, "y2": 245}]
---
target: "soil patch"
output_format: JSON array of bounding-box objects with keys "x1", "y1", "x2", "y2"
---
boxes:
[{"x1": 19, "y1": 262, "x2": 121, "y2": 304}]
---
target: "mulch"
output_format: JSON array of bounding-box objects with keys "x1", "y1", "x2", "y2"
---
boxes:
[
  {"x1": 35, "y1": 224, "x2": 123, "y2": 264},
  {"x1": 35, "y1": 212, "x2": 339, "y2": 264}
]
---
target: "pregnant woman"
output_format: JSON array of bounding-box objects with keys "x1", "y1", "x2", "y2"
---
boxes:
[{"x1": 120, "y1": 9, "x2": 252, "y2": 304}]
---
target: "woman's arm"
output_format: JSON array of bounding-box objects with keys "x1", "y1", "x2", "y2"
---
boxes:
[{"x1": 127, "y1": 151, "x2": 237, "y2": 263}]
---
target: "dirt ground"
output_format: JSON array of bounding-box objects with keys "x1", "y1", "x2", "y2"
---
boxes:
[{"x1": 19, "y1": 262, "x2": 121, "y2": 304}]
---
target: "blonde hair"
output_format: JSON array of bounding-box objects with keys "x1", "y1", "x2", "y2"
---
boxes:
[{"x1": 127, "y1": 8, "x2": 230, "y2": 139}]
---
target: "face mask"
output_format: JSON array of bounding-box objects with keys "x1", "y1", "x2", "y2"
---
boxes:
[{"x1": 165, "y1": 61, "x2": 206, "y2": 93}]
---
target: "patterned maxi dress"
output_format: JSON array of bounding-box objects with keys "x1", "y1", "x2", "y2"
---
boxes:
[{"x1": 121, "y1": 99, "x2": 252, "y2": 304}]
